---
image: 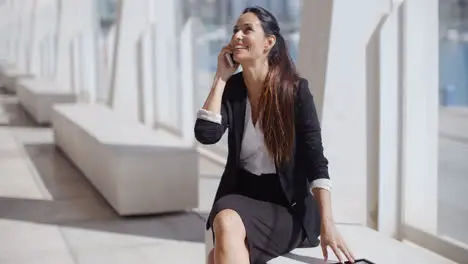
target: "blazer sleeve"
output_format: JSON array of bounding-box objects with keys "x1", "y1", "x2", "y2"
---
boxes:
[
  {"x1": 194, "y1": 86, "x2": 229, "y2": 145},
  {"x1": 296, "y1": 78, "x2": 330, "y2": 183}
]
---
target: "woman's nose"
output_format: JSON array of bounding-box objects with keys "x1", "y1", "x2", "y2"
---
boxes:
[{"x1": 233, "y1": 31, "x2": 243, "y2": 42}]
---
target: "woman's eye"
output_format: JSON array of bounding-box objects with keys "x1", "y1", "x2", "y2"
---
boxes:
[{"x1": 232, "y1": 26, "x2": 252, "y2": 34}]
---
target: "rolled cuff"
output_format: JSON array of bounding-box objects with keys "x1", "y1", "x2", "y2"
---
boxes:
[
  {"x1": 197, "y1": 109, "x2": 222, "y2": 124},
  {"x1": 310, "y1": 178, "x2": 332, "y2": 192}
]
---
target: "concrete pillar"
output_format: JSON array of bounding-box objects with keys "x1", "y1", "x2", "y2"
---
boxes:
[
  {"x1": 376, "y1": 2, "x2": 403, "y2": 238},
  {"x1": 179, "y1": 18, "x2": 203, "y2": 144},
  {"x1": 108, "y1": 0, "x2": 152, "y2": 122},
  {"x1": 401, "y1": 0, "x2": 439, "y2": 234},
  {"x1": 29, "y1": 0, "x2": 60, "y2": 78},
  {"x1": 14, "y1": 0, "x2": 35, "y2": 72},
  {"x1": 54, "y1": 0, "x2": 97, "y2": 101},
  {"x1": 298, "y1": 0, "x2": 391, "y2": 225},
  {"x1": 153, "y1": 0, "x2": 180, "y2": 131}
]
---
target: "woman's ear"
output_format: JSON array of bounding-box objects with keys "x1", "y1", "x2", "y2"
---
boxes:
[{"x1": 264, "y1": 35, "x2": 276, "y2": 52}]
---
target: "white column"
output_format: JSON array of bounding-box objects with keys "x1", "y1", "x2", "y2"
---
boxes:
[
  {"x1": 54, "y1": 0, "x2": 97, "y2": 100},
  {"x1": 14, "y1": 0, "x2": 35, "y2": 73},
  {"x1": 135, "y1": 25, "x2": 155, "y2": 126},
  {"x1": 24, "y1": 0, "x2": 37, "y2": 73},
  {"x1": 153, "y1": 0, "x2": 180, "y2": 131},
  {"x1": 401, "y1": 0, "x2": 439, "y2": 234},
  {"x1": 377, "y1": 2, "x2": 403, "y2": 238},
  {"x1": 0, "y1": 0, "x2": 34, "y2": 69},
  {"x1": 298, "y1": 0, "x2": 391, "y2": 225},
  {"x1": 0, "y1": 1, "x2": 13, "y2": 62},
  {"x1": 108, "y1": 0, "x2": 151, "y2": 122},
  {"x1": 29, "y1": 0, "x2": 59, "y2": 78},
  {"x1": 8, "y1": 0, "x2": 21, "y2": 65},
  {"x1": 179, "y1": 18, "x2": 201, "y2": 145}
]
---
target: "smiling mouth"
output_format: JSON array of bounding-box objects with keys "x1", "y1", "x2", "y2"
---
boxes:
[{"x1": 234, "y1": 44, "x2": 248, "y2": 50}]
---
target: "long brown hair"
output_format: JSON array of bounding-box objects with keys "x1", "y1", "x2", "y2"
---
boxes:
[{"x1": 243, "y1": 6, "x2": 300, "y2": 165}]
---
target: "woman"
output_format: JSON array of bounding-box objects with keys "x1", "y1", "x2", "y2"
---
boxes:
[{"x1": 194, "y1": 6, "x2": 355, "y2": 264}]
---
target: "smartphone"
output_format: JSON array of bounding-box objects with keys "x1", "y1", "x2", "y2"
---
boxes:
[
  {"x1": 224, "y1": 52, "x2": 235, "y2": 68},
  {"x1": 335, "y1": 259, "x2": 375, "y2": 264}
]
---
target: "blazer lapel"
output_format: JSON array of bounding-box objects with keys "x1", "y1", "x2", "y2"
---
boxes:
[
  {"x1": 234, "y1": 97, "x2": 246, "y2": 164},
  {"x1": 233, "y1": 78, "x2": 247, "y2": 164}
]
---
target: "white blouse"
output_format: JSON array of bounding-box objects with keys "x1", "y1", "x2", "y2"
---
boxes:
[{"x1": 197, "y1": 101, "x2": 332, "y2": 192}]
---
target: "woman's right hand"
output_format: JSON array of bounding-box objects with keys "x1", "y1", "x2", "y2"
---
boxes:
[{"x1": 216, "y1": 45, "x2": 238, "y2": 82}]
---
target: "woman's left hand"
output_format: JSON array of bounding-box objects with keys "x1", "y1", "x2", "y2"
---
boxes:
[{"x1": 320, "y1": 219, "x2": 355, "y2": 263}]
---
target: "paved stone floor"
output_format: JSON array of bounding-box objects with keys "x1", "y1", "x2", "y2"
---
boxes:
[
  {"x1": 438, "y1": 136, "x2": 468, "y2": 245},
  {"x1": 0, "y1": 90, "x2": 223, "y2": 263}
]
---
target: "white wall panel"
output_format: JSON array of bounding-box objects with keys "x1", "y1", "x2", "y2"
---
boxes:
[
  {"x1": 377, "y1": 3, "x2": 402, "y2": 238},
  {"x1": 55, "y1": 0, "x2": 97, "y2": 101},
  {"x1": 298, "y1": 0, "x2": 391, "y2": 225},
  {"x1": 401, "y1": 0, "x2": 439, "y2": 234},
  {"x1": 109, "y1": 0, "x2": 151, "y2": 121}
]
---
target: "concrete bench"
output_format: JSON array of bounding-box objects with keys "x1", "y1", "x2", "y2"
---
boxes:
[
  {"x1": 0, "y1": 68, "x2": 34, "y2": 93},
  {"x1": 439, "y1": 107, "x2": 468, "y2": 141},
  {"x1": 0, "y1": 64, "x2": 15, "y2": 89},
  {"x1": 51, "y1": 103, "x2": 199, "y2": 215},
  {"x1": 16, "y1": 79, "x2": 76, "y2": 124},
  {"x1": 0, "y1": 62, "x2": 14, "y2": 77},
  {"x1": 205, "y1": 225, "x2": 454, "y2": 264}
]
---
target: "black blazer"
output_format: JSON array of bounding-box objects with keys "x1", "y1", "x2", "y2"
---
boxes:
[{"x1": 194, "y1": 72, "x2": 330, "y2": 245}]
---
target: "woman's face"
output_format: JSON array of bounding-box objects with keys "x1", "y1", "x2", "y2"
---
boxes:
[{"x1": 230, "y1": 12, "x2": 271, "y2": 64}]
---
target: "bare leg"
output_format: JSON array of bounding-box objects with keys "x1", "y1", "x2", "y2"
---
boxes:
[{"x1": 213, "y1": 209, "x2": 250, "y2": 264}]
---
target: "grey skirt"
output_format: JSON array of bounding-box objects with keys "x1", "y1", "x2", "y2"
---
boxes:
[{"x1": 208, "y1": 169, "x2": 306, "y2": 264}]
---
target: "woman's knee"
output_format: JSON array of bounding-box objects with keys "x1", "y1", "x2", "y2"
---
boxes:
[{"x1": 213, "y1": 209, "x2": 246, "y2": 238}]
